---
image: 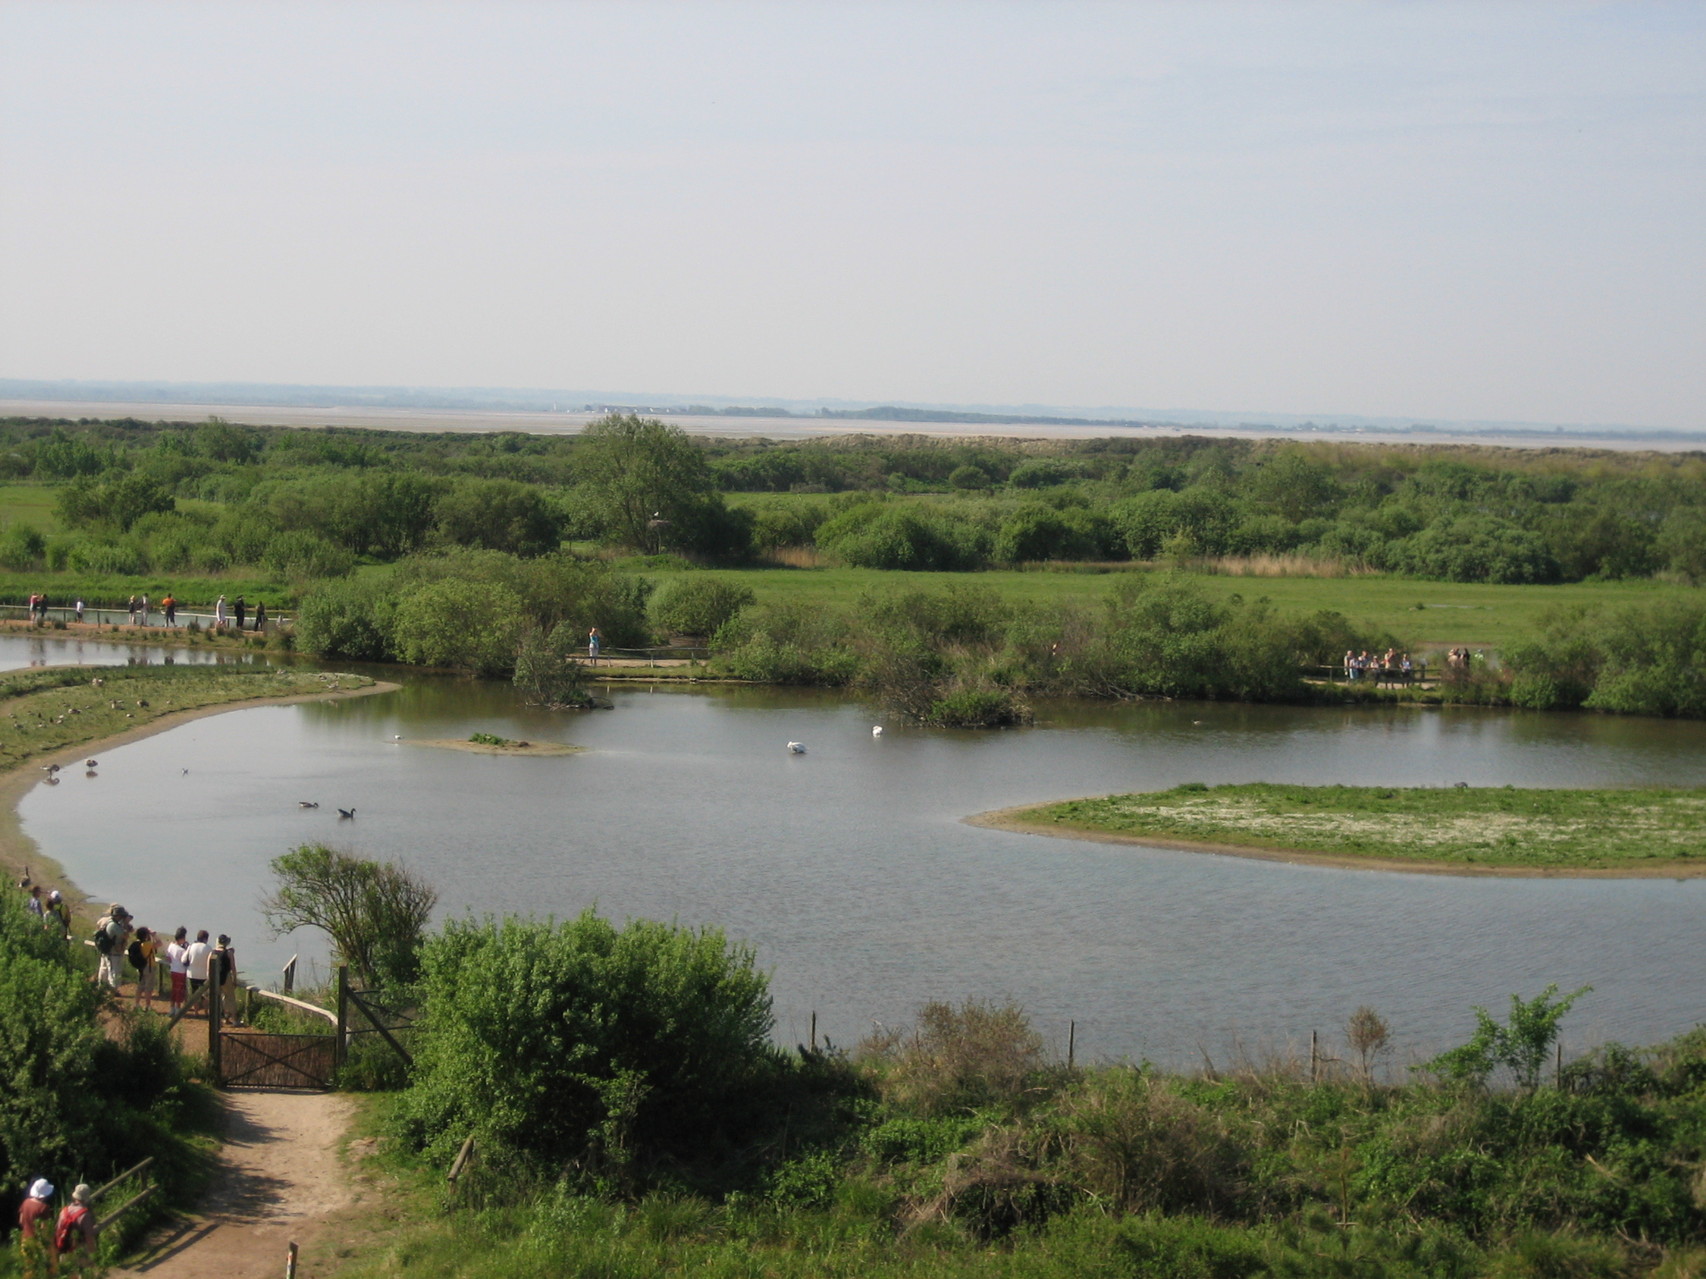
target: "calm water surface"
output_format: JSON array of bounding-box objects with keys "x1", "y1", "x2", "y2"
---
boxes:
[{"x1": 13, "y1": 635, "x2": 1705, "y2": 1068}]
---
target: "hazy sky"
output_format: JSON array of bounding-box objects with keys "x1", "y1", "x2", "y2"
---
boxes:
[{"x1": 2, "y1": 2, "x2": 1701, "y2": 427}]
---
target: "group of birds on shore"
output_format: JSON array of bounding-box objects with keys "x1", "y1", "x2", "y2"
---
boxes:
[{"x1": 38, "y1": 758, "x2": 98, "y2": 785}]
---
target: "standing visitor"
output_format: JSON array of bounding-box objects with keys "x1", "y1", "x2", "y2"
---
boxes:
[
  {"x1": 46, "y1": 888, "x2": 70, "y2": 938},
  {"x1": 18, "y1": 1177, "x2": 54, "y2": 1245},
  {"x1": 94, "y1": 905, "x2": 131, "y2": 989},
  {"x1": 138, "y1": 594, "x2": 149, "y2": 626},
  {"x1": 588, "y1": 626, "x2": 602, "y2": 665},
  {"x1": 185, "y1": 929, "x2": 213, "y2": 1007},
  {"x1": 128, "y1": 926, "x2": 158, "y2": 1009},
  {"x1": 215, "y1": 933, "x2": 240, "y2": 1024},
  {"x1": 127, "y1": 595, "x2": 138, "y2": 624},
  {"x1": 233, "y1": 597, "x2": 246, "y2": 632},
  {"x1": 74, "y1": 598, "x2": 84, "y2": 623},
  {"x1": 214, "y1": 595, "x2": 227, "y2": 630},
  {"x1": 165, "y1": 926, "x2": 189, "y2": 1017},
  {"x1": 253, "y1": 601, "x2": 267, "y2": 632},
  {"x1": 26, "y1": 883, "x2": 43, "y2": 920},
  {"x1": 54, "y1": 1184, "x2": 97, "y2": 1279},
  {"x1": 161, "y1": 592, "x2": 176, "y2": 626}
]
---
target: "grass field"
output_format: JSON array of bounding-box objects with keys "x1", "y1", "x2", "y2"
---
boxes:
[
  {"x1": 1013, "y1": 783, "x2": 1706, "y2": 873},
  {"x1": 0, "y1": 483, "x2": 63, "y2": 534},
  {"x1": 638, "y1": 563, "x2": 1691, "y2": 651}
]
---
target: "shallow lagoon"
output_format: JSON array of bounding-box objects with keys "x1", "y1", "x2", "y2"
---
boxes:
[{"x1": 11, "y1": 634, "x2": 1705, "y2": 1068}]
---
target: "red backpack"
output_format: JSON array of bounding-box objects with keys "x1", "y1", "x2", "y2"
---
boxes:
[{"x1": 54, "y1": 1204, "x2": 89, "y2": 1252}]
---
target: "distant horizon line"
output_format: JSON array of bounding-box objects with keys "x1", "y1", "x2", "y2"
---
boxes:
[{"x1": 0, "y1": 376, "x2": 1697, "y2": 441}]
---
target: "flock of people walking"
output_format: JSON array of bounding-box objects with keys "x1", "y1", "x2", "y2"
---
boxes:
[{"x1": 18, "y1": 592, "x2": 269, "y2": 632}]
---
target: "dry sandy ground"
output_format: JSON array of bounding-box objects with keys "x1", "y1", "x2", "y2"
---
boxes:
[{"x1": 114, "y1": 1090, "x2": 361, "y2": 1279}]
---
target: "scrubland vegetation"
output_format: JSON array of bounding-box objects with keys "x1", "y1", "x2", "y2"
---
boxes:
[
  {"x1": 317, "y1": 907, "x2": 1706, "y2": 1279},
  {"x1": 2, "y1": 413, "x2": 1704, "y2": 722}
]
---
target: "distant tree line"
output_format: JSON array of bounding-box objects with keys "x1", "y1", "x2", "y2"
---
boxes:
[{"x1": 1, "y1": 415, "x2": 1703, "y2": 585}]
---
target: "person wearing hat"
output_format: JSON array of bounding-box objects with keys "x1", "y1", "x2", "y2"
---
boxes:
[
  {"x1": 18, "y1": 1177, "x2": 54, "y2": 1246},
  {"x1": 55, "y1": 1183, "x2": 97, "y2": 1276},
  {"x1": 95, "y1": 905, "x2": 132, "y2": 990},
  {"x1": 45, "y1": 889, "x2": 70, "y2": 939}
]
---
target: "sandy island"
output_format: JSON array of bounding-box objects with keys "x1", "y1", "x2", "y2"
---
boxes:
[
  {"x1": 404, "y1": 738, "x2": 582, "y2": 756},
  {"x1": 0, "y1": 677, "x2": 400, "y2": 919},
  {"x1": 964, "y1": 803, "x2": 1706, "y2": 880}
]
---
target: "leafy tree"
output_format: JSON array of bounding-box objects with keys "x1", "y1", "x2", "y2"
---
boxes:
[
  {"x1": 1427, "y1": 985, "x2": 1590, "y2": 1089},
  {"x1": 392, "y1": 578, "x2": 524, "y2": 675},
  {"x1": 434, "y1": 477, "x2": 563, "y2": 556},
  {"x1": 295, "y1": 575, "x2": 403, "y2": 662},
  {"x1": 260, "y1": 844, "x2": 439, "y2": 989},
  {"x1": 513, "y1": 622, "x2": 592, "y2": 708},
  {"x1": 573, "y1": 414, "x2": 718, "y2": 554}
]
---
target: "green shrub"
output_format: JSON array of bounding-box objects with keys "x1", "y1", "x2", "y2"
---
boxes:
[
  {"x1": 295, "y1": 575, "x2": 401, "y2": 662},
  {"x1": 393, "y1": 578, "x2": 524, "y2": 675},
  {"x1": 648, "y1": 576, "x2": 755, "y2": 639},
  {"x1": 396, "y1": 912, "x2": 777, "y2": 1182}
]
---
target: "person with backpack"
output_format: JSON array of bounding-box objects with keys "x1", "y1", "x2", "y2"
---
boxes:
[
  {"x1": 214, "y1": 934, "x2": 241, "y2": 1025},
  {"x1": 128, "y1": 926, "x2": 158, "y2": 1010},
  {"x1": 93, "y1": 905, "x2": 131, "y2": 990},
  {"x1": 54, "y1": 1184, "x2": 96, "y2": 1277}
]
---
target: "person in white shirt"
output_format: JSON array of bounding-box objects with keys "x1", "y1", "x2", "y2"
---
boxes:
[
  {"x1": 184, "y1": 930, "x2": 213, "y2": 1013},
  {"x1": 165, "y1": 926, "x2": 190, "y2": 1016}
]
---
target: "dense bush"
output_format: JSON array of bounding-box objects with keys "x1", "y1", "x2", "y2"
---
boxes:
[
  {"x1": 648, "y1": 575, "x2": 755, "y2": 638},
  {"x1": 1502, "y1": 598, "x2": 1706, "y2": 715},
  {"x1": 395, "y1": 913, "x2": 778, "y2": 1182}
]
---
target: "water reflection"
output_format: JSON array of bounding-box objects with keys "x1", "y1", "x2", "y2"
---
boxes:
[{"x1": 11, "y1": 648, "x2": 1706, "y2": 1068}]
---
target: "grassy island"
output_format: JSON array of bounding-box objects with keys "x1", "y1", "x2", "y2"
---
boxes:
[{"x1": 982, "y1": 783, "x2": 1706, "y2": 876}]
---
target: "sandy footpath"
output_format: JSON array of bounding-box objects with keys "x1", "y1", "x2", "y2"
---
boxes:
[
  {"x1": 112, "y1": 1090, "x2": 363, "y2": 1279},
  {"x1": 965, "y1": 803, "x2": 1706, "y2": 879}
]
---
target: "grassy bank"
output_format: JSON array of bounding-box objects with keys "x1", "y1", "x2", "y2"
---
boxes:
[{"x1": 993, "y1": 783, "x2": 1706, "y2": 875}]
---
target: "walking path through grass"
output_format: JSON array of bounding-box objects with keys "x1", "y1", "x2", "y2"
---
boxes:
[{"x1": 970, "y1": 783, "x2": 1706, "y2": 877}]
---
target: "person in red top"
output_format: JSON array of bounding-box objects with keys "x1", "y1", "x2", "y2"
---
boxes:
[
  {"x1": 17, "y1": 1177, "x2": 54, "y2": 1243},
  {"x1": 55, "y1": 1183, "x2": 97, "y2": 1277}
]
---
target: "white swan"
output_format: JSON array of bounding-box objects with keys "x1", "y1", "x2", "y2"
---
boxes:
[{"x1": 872, "y1": 726, "x2": 883, "y2": 737}]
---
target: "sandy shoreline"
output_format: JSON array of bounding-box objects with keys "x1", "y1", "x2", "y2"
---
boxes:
[
  {"x1": 0, "y1": 679, "x2": 400, "y2": 921},
  {"x1": 964, "y1": 803, "x2": 1706, "y2": 880}
]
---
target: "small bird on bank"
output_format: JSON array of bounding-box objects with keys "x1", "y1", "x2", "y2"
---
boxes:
[{"x1": 84, "y1": 759, "x2": 97, "y2": 767}]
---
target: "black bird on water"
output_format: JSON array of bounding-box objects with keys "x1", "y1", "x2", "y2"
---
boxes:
[{"x1": 338, "y1": 807, "x2": 356, "y2": 820}]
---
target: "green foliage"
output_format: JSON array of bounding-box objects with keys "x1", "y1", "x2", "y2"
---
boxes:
[
  {"x1": 815, "y1": 502, "x2": 988, "y2": 570},
  {"x1": 392, "y1": 578, "x2": 524, "y2": 675},
  {"x1": 647, "y1": 575, "x2": 755, "y2": 638},
  {"x1": 573, "y1": 414, "x2": 739, "y2": 557},
  {"x1": 512, "y1": 623, "x2": 592, "y2": 708},
  {"x1": 294, "y1": 574, "x2": 402, "y2": 662},
  {"x1": 433, "y1": 477, "x2": 563, "y2": 556},
  {"x1": 1428, "y1": 986, "x2": 1591, "y2": 1090},
  {"x1": 397, "y1": 912, "x2": 776, "y2": 1180},
  {"x1": 260, "y1": 845, "x2": 439, "y2": 989}
]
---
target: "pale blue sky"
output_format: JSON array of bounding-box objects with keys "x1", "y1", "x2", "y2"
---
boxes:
[{"x1": 2, "y1": 2, "x2": 1701, "y2": 427}]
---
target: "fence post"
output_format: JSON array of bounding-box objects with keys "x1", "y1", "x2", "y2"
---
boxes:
[
  {"x1": 209, "y1": 977, "x2": 222, "y2": 1079},
  {"x1": 1310, "y1": 1029, "x2": 1319, "y2": 1083},
  {"x1": 335, "y1": 965, "x2": 349, "y2": 1067},
  {"x1": 286, "y1": 1240, "x2": 298, "y2": 1279},
  {"x1": 1068, "y1": 1020, "x2": 1076, "y2": 1071}
]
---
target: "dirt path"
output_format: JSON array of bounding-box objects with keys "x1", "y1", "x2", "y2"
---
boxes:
[{"x1": 114, "y1": 1090, "x2": 360, "y2": 1279}]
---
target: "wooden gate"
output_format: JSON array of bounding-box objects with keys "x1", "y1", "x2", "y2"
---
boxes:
[{"x1": 217, "y1": 1030, "x2": 337, "y2": 1089}]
